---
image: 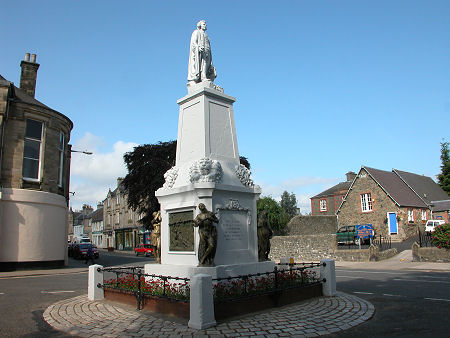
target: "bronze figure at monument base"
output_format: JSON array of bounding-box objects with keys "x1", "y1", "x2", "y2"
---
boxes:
[
  {"x1": 193, "y1": 203, "x2": 219, "y2": 267},
  {"x1": 257, "y1": 210, "x2": 273, "y2": 261}
]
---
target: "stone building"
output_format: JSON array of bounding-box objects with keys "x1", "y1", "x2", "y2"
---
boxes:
[
  {"x1": 337, "y1": 166, "x2": 448, "y2": 240},
  {"x1": 0, "y1": 53, "x2": 73, "y2": 270},
  {"x1": 103, "y1": 178, "x2": 144, "y2": 250},
  {"x1": 310, "y1": 171, "x2": 356, "y2": 215},
  {"x1": 91, "y1": 204, "x2": 104, "y2": 247}
]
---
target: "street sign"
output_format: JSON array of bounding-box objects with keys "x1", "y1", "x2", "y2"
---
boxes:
[{"x1": 356, "y1": 224, "x2": 374, "y2": 239}]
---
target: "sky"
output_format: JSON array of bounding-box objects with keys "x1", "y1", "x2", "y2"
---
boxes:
[{"x1": 2, "y1": 1, "x2": 449, "y2": 213}]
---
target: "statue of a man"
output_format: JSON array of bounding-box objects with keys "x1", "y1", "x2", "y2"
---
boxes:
[
  {"x1": 193, "y1": 203, "x2": 219, "y2": 266},
  {"x1": 257, "y1": 210, "x2": 273, "y2": 261},
  {"x1": 150, "y1": 211, "x2": 162, "y2": 263},
  {"x1": 187, "y1": 20, "x2": 217, "y2": 84}
]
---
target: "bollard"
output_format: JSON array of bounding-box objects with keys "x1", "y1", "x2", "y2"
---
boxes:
[
  {"x1": 88, "y1": 264, "x2": 104, "y2": 301},
  {"x1": 320, "y1": 259, "x2": 336, "y2": 297},
  {"x1": 188, "y1": 274, "x2": 216, "y2": 330}
]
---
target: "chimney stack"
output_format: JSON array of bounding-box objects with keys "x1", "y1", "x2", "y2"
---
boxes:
[
  {"x1": 346, "y1": 171, "x2": 357, "y2": 182},
  {"x1": 20, "y1": 52, "x2": 40, "y2": 98}
]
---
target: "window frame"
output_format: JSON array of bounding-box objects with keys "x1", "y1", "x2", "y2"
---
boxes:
[
  {"x1": 319, "y1": 199, "x2": 327, "y2": 212},
  {"x1": 360, "y1": 193, "x2": 373, "y2": 212},
  {"x1": 408, "y1": 209, "x2": 414, "y2": 222},
  {"x1": 22, "y1": 119, "x2": 44, "y2": 181},
  {"x1": 57, "y1": 131, "x2": 65, "y2": 187}
]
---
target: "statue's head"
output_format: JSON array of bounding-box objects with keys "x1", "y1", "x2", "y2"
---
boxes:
[
  {"x1": 197, "y1": 20, "x2": 207, "y2": 30},
  {"x1": 198, "y1": 203, "x2": 206, "y2": 212}
]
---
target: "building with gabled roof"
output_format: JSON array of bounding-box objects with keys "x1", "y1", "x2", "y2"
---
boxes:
[
  {"x1": 310, "y1": 172, "x2": 356, "y2": 215},
  {"x1": 337, "y1": 166, "x2": 448, "y2": 240}
]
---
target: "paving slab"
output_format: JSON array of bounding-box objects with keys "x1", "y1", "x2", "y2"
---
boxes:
[{"x1": 44, "y1": 292, "x2": 374, "y2": 337}]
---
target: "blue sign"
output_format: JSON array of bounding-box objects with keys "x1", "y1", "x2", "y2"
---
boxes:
[{"x1": 356, "y1": 224, "x2": 374, "y2": 239}]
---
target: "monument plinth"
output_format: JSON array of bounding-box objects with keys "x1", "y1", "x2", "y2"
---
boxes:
[{"x1": 145, "y1": 20, "x2": 274, "y2": 279}]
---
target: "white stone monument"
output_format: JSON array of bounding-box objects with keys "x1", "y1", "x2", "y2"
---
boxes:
[{"x1": 145, "y1": 20, "x2": 274, "y2": 279}]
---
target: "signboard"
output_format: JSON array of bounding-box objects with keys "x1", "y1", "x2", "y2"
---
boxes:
[{"x1": 356, "y1": 224, "x2": 374, "y2": 239}]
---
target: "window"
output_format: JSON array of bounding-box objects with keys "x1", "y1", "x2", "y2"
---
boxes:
[
  {"x1": 57, "y1": 132, "x2": 64, "y2": 186},
  {"x1": 360, "y1": 193, "x2": 373, "y2": 212},
  {"x1": 23, "y1": 119, "x2": 43, "y2": 180},
  {"x1": 116, "y1": 212, "x2": 120, "y2": 224},
  {"x1": 408, "y1": 209, "x2": 414, "y2": 222},
  {"x1": 319, "y1": 199, "x2": 327, "y2": 212},
  {"x1": 116, "y1": 194, "x2": 120, "y2": 205},
  {"x1": 421, "y1": 210, "x2": 427, "y2": 221}
]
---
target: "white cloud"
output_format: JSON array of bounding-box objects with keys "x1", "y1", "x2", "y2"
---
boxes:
[{"x1": 69, "y1": 133, "x2": 137, "y2": 210}]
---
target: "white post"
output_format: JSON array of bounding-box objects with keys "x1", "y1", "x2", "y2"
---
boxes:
[
  {"x1": 188, "y1": 274, "x2": 216, "y2": 329},
  {"x1": 88, "y1": 264, "x2": 104, "y2": 301},
  {"x1": 320, "y1": 259, "x2": 336, "y2": 297}
]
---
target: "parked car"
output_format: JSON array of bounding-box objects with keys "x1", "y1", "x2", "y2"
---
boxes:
[
  {"x1": 337, "y1": 225, "x2": 357, "y2": 244},
  {"x1": 425, "y1": 220, "x2": 445, "y2": 235},
  {"x1": 72, "y1": 243, "x2": 99, "y2": 260},
  {"x1": 134, "y1": 244, "x2": 154, "y2": 256}
]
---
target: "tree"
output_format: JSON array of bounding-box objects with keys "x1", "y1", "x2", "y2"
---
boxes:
[
  {"x1": 437, "y1": 141, "x2": 450, "y2": 195},
  {"x1": 257, "y1": 196, "x2": 291, "y2": 235},
  {"x1": 280, "y1": 191, "x2": 298, "y2": 218},
  {"x1": 122, "y1": 141, "x2": 177, "y2": 229},
  {"x1": 122, "y1": 139, "x2": 252, "y2": 229}
]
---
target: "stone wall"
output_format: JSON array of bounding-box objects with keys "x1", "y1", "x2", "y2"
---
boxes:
[
  {"x1": 412, "y1": 242, "x2": 450, "y2": 262},
  {"x1": 287, "y1": 215, "x2": 338, "y2": 235},
  {"x1": 270, "y1": 234, "x2": 398, "y2": 262},
  {"x1": 269, "y1": 235, "x2": 337, "y2": 262}
]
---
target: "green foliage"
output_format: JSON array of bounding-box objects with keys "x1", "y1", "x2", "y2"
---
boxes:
[
  {"x1": 257, "y1": 196, "x2": 291, "y2": 234},
  {"x1": 437, "y1": 141, "x2": 450, "y2": 195},
  {"x1": 122, "y1": 141, "x2": 177, "y2": 229},
  {"x1": 431, "y1": 223, "x2": 450, "y2": 249},
  {"x1": 122, "y1": 140, "x2": 251, "y2": 229},
  {"x1": 280, "y1": 191, "x2": 298, "y2": 218}
]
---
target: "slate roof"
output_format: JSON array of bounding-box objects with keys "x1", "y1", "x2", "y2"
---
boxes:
[
  {"x1": 393, "y1": 169, "x2": 449, "y2": 206},
  {"x1": 363, "y1": 167, "x2": 428, "y2": 208},
  {"x1": 312, "y1": 181, "x2": 352, "y2": 198},
  {"x1": 431, "y1": 199, "x2": 450, "y2": 212},
  {"x1": 0, "y1": 74, "x2": 11, "y2": 86},
  {"x1": 91, "y1": 207, "x2": 104, "y2": 222}
]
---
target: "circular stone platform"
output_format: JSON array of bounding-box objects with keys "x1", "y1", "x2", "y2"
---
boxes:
[{"x1": 43, "y1": 292, "x2": 374, "y2": 337}]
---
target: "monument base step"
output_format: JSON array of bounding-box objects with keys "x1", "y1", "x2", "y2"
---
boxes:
[{"x1": 144, "y1": 261, "x2": 275, "y2": 280}]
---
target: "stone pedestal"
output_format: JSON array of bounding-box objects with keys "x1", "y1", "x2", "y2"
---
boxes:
[{"x1": 147, "y1": 85, "x2": 271, "y2": 280}]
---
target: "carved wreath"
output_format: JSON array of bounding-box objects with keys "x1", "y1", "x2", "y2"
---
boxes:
[
  {"x1": 235, "y1": 164, "x2": 254, "y2": 187},
  {"x1": 215, "y1": 199, "x2": 252, "y2": 226},
  {"x1": 189, "y1": 158, "x2": 223, "y2": 183},
  {"x1": 163, "y1": 167, "x2": 179, "y2": 189}
]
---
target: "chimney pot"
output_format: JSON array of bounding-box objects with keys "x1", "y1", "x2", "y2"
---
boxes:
[
  {"x1": 31, "y1": 54, "x2": 36, "y2": 63},
  {"x1": 25, "y1": 53, "x2": 30, "y2": 62}
]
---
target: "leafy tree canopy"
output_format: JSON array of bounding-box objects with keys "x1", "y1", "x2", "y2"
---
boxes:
[
  {"x1": 280, "y1": 191, "x2": 298, "y2": 218},
  {"x1": 122, "y1": 141, "x2": 177, "y2": 229},
  {"x1": 122, "y1": 140, "x2": 251, "y2": 229},
  {"x1": 437, "y1": 141, "x2": 450, "y2": 195},
  {"x1": 257, "y1": 196, "x2": 291, "y2": 234}
]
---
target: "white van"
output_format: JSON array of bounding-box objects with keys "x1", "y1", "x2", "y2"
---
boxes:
[
  {"x1": 73, "y1": 235, "x2": 91, "y2": 244},
  {"x1": 425, "y1": 220, "x2": 445, "y2": 234}
]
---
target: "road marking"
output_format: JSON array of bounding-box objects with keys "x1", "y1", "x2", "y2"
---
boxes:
[
  {"x1": 41, "y1": 291, "x2": 75, "y2": 294},
  {"x1": 0, "y1": 271, "x2": 87, "y2": 279},
  {"x1": 382, "y1": 293, "x2": 405, "y2": 297},
  {"x1": 0, "y1": 292, "x2": 4, "y2": 295},
  {"x1": 336, "y1": 275, "x2": 363, "y2": 279},
  {"x1": 425, "y1": 297, "x2": 450, "y2": 302},
  {"x1": 353, "y1": 291, "x2": 373, "y2": 295},
  {"x1": 393, "y1": 278, "x2": 450, "y2": 284},
  {"x1": 336, "y1": 269, "x2": 406, "y2": 275}
]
